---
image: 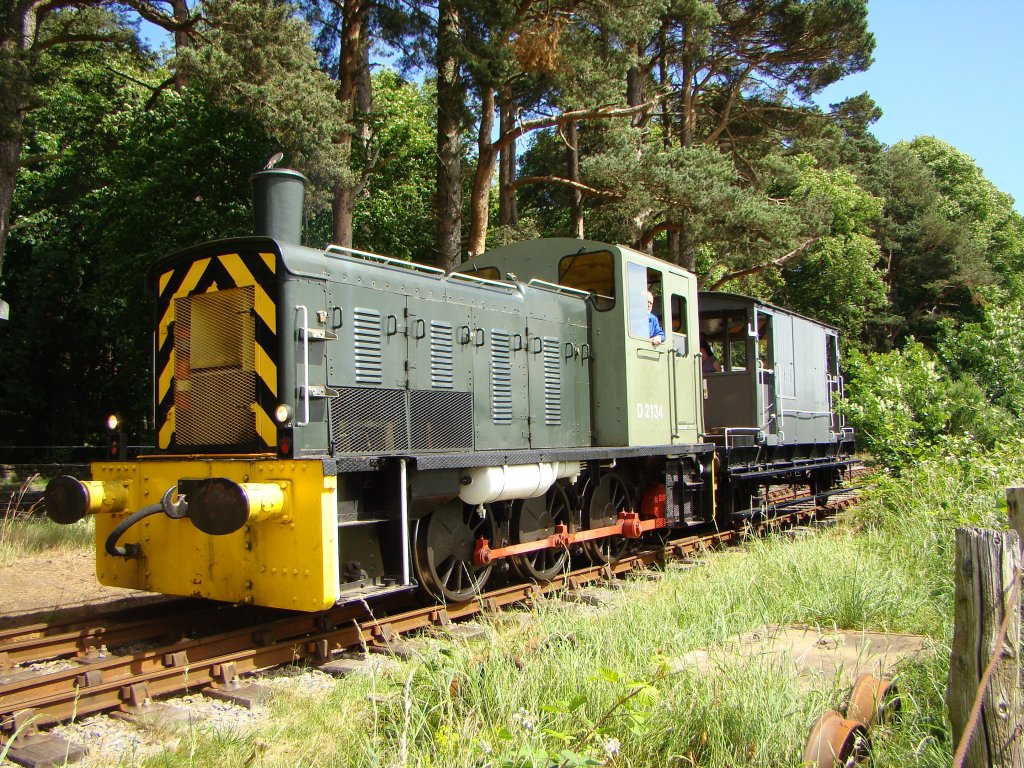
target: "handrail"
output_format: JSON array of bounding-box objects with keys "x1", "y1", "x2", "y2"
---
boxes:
[
  {"x1": 296, "y1": 304, "x2": 310, "y2": 427},
  {"x1": 445, "y1": 270, "x2": 519, "y2": 293},
  {"x1": 323, "y1": 244, "x2": 445, "y2": 278},
  {"x1": 526, "y1": 278, "x2": 590, "y2": 298},
  {"x1": 400, "y1": 458, "x2": 410, "y2": 586}
]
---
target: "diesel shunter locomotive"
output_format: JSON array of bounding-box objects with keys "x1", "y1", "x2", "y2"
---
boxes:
[{"x1": 44, "y1": 169, "x2": 854, "y2": 611}]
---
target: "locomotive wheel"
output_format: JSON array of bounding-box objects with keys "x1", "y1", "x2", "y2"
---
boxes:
[
  {"x1": 583, "y1": 472, "x2": 632, "y2": 564},
  {"x1": 509, "y1": 484, "x2": 573, "y2": 582},
  {"x1": 413, "y1": 504, "x2": 493, "y2": 602}
]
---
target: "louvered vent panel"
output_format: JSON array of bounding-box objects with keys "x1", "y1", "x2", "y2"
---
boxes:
[
  {"x1": 490, "y1": 330, "x2": 513, "y2": 425},
  {"x1": 353, "y1": 308, "x2": 383, "y2": 385},
  {"x1": 330, "y1": 387, "x2": 409, "y2": 453},
  {"x1": 542, "y1": 337, "x2": 562, "y2": 426},
  {"x1": 174, "y1": 287, "x2": 257, "y2": 446},
  {"x1": 429, "y1": 321, "x2": 455, "y2": 389},
  {"x1": 410, "y1": 390, "x2": 473, "y2": 450}
]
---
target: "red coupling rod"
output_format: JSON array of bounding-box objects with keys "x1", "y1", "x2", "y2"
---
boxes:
[{"x1": 472, "y1": 513, "x2": 662, "y2": 566}]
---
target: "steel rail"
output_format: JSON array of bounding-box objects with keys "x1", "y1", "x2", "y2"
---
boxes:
[{"x1": 0, "y1": 603, "x2": 257, "y2": 668}]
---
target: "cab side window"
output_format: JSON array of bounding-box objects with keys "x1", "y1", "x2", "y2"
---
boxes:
[
  {"x1": 626, "y1": 262, "x2": 664, "y2": 342},
  {"x1": 671, "y1": 294, "x2": 688, "y2": 354}
]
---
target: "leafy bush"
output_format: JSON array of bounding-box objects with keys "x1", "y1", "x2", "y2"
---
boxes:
[
  {"x1": 842, "y1": 340, "x2": 1013, "y2": 470},
  {"x1": 842, "y1": 342, "x2": 948, "y2": 469},
  {"x1": 937, "y1": 296, "x2": 1024, "y2": 417}
]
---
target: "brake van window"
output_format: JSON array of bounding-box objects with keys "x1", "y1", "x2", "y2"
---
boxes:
[
  {"x1": 700, "y1": 314, "x2": 748, "y2": 372},
  {"x1": 558, "y1": 250, "x2": 615, "y2": 310}
]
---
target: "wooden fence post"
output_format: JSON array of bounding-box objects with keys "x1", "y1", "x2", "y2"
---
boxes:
[
  {"x1": 947, "y1": 527, "x2": 1022, "y2": 767},
  {"x1": 1008, "y1": 488, "x2": 1024, "y2": 552}
]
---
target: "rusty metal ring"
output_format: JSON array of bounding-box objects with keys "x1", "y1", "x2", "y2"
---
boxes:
[
  {"x1": 803, "y1": 709, "x2": 871, "y2": 768},
  {"x1": 847, "y1": 673, "x2": 898, "y2": 728}
]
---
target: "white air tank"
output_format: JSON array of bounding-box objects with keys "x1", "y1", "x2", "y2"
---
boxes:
[{"x1": 458, "y1": 462, "x2": 581, "y2": 505}]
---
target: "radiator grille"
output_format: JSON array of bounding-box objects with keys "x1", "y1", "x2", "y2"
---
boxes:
[
  {"x1": 490, "y1": 330, "x2": 513, "y2": 424},
  {"x1": 173, "y1": 286, "x2": 257, "y2": 446},
  {"x1": 542, "y1": 337, "x2": 562, "y2": 426},
  {"x1": 429, "y1": 321, "x2": 454, "y2": 389},
  {"x1": 330, "y1": 387, "x2": 474, "y2": 453},
  {"x1": 330, "y1": 387, "x2": 408, "y2": 453},
  {"x1": 410, "y1": 390, "x2": 473, "y2": 450},
  {"x1": 353, "y1": 308, "x2": 383, "y2": 385}
]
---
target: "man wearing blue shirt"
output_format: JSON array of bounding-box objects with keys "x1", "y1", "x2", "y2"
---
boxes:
[{"x1": 647, "y1": 291, "x2": 665, "y2": 346}]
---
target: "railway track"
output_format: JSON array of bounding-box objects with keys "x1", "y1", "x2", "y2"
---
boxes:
[{"x1": 0, "y1": 483, "x2": 862, "y2": 764}]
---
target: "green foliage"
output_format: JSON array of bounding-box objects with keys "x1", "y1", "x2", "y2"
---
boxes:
[
  {"x1": 937, "y1": 296, "x2": 1024, "y2": 417},
  {"x1": 841, "y1": 341, "x2": 1012, "y2": 470},
  {"x1": 776, "y1": 157, "x2": 889, "y2": 339},
  {"x1": 866, "y1": 138, "x2": 1024, "y2": 344},
  {"x1": 842, "y1": 342, "x2": 951, "y2": 469},
  {"x1": 1, "y1": 25, "x2": 273, "y2": 444},
  {"x1": 350, "y1": 71, "x2": 436, "y2": 261},
  {"x1": 176, "y1": 0, "x2": 347, "y2": 204}
]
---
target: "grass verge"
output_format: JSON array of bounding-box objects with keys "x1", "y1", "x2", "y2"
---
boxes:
[{"x1": 0, "y1": 476, "x2": 94, "y2": 566}]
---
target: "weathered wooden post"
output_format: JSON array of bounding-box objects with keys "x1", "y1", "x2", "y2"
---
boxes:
[
  {"x1": 947, "y1": 520, "x2": 1022, "y2": 767},
  {"x1": 1008, "y1": 488, "x2": 1024, "y2": 550}
]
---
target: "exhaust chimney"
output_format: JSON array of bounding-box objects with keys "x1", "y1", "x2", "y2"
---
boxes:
[{"x1": 250, "y1": 168, "x2": 308, "y2": 245}]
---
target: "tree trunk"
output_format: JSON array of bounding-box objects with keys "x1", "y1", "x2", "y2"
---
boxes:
[
  {"x1": 667, "y1": 230, "x2": 681, "y2": 264},
  {"x1": 466, "y1": 85, "x2": 496, "y2": 257},
  {"x1": 0, "y1": 133, "x2": 20, "y2": 281},
  {"x1": 435, "y1": 0, "x2": 463, "y2": 269},
  {"x1": 497, "y1": 84, "x2": 517, "y2": 228},
  {"x1": 626, "y1": 41, "x2": 645, "y2": 126},
  {"x1": 171, "y1": 0, "x2": 192, "y2": 88},
  {"x1": 0, "y1": 29, "x2": 34, "y2": 280},
  {"x1": 658, "y1": 24, "x2": 671, "y2": 144},
  {"x1": 947, "y1": 527, "x2": 1022, "y2": 768},
  {"x1": 658, "y1": 26, "x2": 680, "y2": 263},
  {"x1": 566, "y1": 121, "x2": 583, "y2": 239},
  {"x1": 331, "y1": 0, "x2": 366, "y2": 249}
]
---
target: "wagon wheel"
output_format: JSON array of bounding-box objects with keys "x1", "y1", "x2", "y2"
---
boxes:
[
  {"x1": 509, "y1": 484, "x2": 573, "y2": 582},
  {"x1": 582, "y1": 471, "x2": 632, "y2": 564},
  {"x1": 413, "y1": 504, "x2": 493, "y2": 602}
]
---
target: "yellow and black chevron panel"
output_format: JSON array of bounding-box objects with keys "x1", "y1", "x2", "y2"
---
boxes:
[{"x1": 154, "y1": 245, "x2": 279, "y2": 452}]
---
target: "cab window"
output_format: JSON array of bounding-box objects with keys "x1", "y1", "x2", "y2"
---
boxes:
[
  {"x1": 671, "y1": 294, "x2": 688, "y2": 354},
  {"x1": 559, "y1": 250, "x2": 615, "y2": 310},
  {"x1": 626, "y1": 262, "x2": 663, "y2": 342}
]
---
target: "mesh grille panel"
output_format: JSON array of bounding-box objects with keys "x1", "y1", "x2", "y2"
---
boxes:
[
  {"x1": 410, "y1": 390, "x2": 473, "y2": 450},
  {"x1": 429, "y1": 321, "x2": 454, "y2": 389},
  {"x1": 177, "y1": 370, "x2": 258, "y2": 445},
  {"x1": 542, "y1": 337, "x2": 562, "y2": 426},
  {"x1": 173, "y1": 287, "x2": 257, "y2": 447},
  {"x1": 353, "y1": 308, "x2": 383, "y2": 385},
  {"x1": 330, "y1": 387, "x2": 409, "y2": 452},
  {"x1": 491, "y1": 330, "x2": 513, "y2": 424}
]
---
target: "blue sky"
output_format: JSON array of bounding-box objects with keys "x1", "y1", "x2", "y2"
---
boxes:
[{"x1": 816, "y1": 0, "x2": 1024, "y2": 212}]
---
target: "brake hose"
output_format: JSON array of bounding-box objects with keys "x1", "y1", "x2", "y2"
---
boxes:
[{"x1": 104, "y1": 503, "x2": 162, "y2": 558}]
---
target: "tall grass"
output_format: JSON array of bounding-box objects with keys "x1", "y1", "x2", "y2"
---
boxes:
[
  {"x1": 126, "y1": 438, "x2": 1024, "y2": 767},
  {"x1": 0, "y1": 475, "x2": 94, "y2": 566}
]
